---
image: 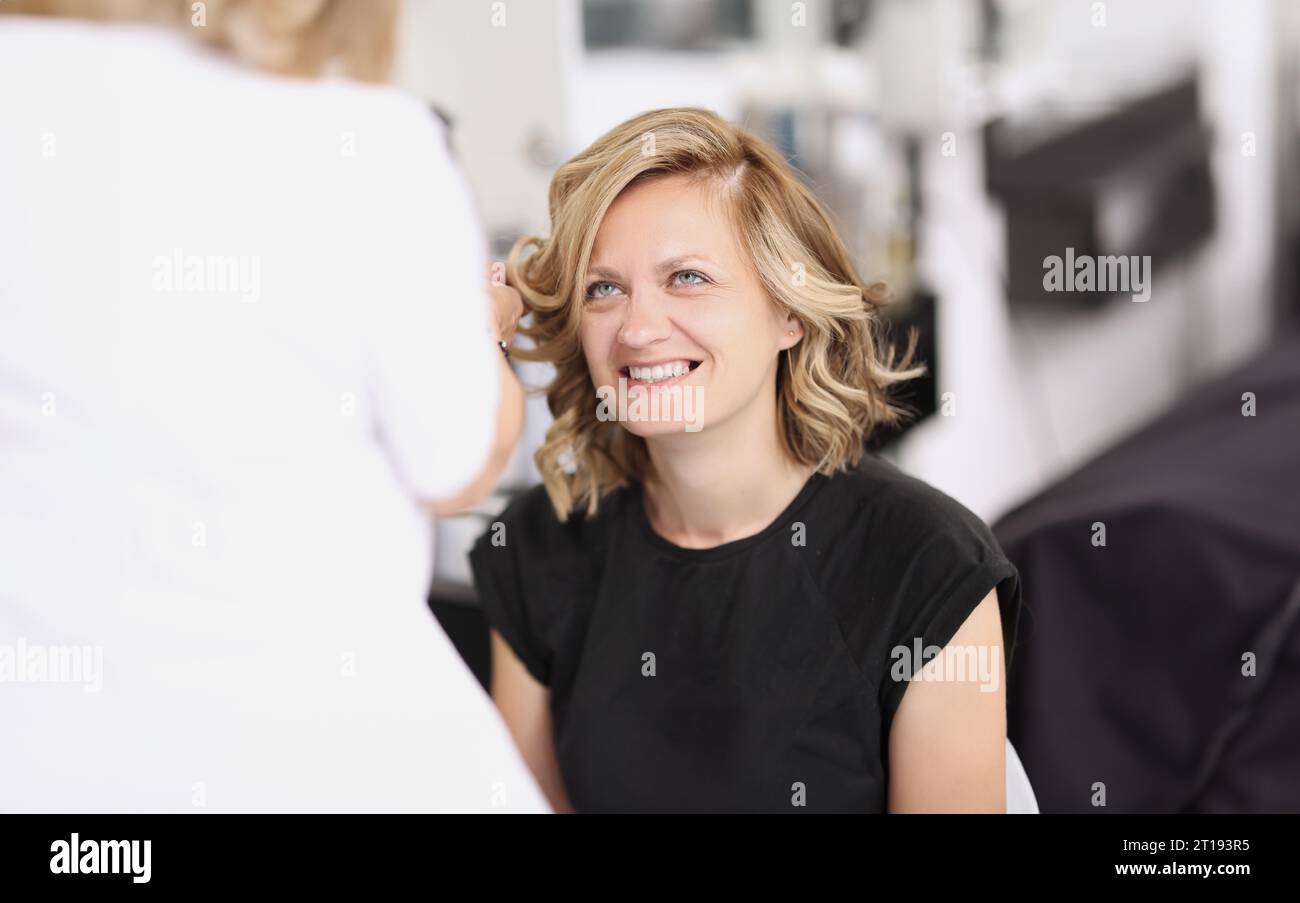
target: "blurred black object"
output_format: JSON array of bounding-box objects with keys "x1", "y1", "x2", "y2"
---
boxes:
[
  {"x1": 582, "y1": 0, "x2": 753, "y2": 50},
  {"x1": 995, "y1": 329, "x2": 1300, "y2": 813},
  {"x1": 829, "y1": 0, "x2": 874, "y2": 47},
  {"x1": 430, "y1": 593, "x2": 492, "y2": 693},
  {"x1": 986, "y1": 75, "x2": 1215, "y2": 309},
  {"x1": 866, "y1": 289, "x2": 938, "y2": 452},
  {"x1": 582, "y1": 0, "x2": 873, "y2": 51}
]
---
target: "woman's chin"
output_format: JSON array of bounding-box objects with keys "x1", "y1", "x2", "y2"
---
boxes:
[{"x1": 619, "y1": 418, "x2": 700, "y2": 439}]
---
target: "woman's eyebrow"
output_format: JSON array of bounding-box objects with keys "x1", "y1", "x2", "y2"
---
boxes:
[
  {"x1": 656, "y1": 255, "x2": 717, "y2": 274},
  {"x1": 585, "y1": 265, "x2": 622, "y2": 281},
  {"x1": 585, "y1": 257, "x2": 719, "y2": 281}
]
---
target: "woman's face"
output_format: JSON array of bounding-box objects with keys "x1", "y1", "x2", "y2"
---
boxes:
[{"x1": 579, "y1": 174, "x2": 802, "y2": 439}]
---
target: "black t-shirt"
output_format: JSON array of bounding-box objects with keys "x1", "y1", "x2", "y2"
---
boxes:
[{"x1": 468, "y1": 454, "x2": 1023, "y2": 813}]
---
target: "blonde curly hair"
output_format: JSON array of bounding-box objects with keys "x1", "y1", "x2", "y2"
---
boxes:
[{"x1": 509, "y1": 107, "x2": 926, "y2": 522}]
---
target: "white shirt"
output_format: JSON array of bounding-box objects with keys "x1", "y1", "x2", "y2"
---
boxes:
[{"x1": 0, "y1": 16, "x2": 549, "y2": 812}]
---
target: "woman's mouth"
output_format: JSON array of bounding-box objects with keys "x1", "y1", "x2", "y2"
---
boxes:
[{"x1": 619, "y1": 359, "x2": 702, "y2": 388}]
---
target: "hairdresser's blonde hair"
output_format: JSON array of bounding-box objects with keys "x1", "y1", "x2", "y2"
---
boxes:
[
  {"x1": 1, "y1": 0, "x2": 398, "y2": 82},
  {"x1": 510, "y1": 108, "x2": 926, "y2": 522}
]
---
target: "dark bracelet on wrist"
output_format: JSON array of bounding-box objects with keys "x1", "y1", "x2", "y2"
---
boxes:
[{"x1": 497, "y1": 339, "x2": 511, "y2": 360}]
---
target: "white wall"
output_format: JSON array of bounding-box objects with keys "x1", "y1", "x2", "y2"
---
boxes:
[{"x1": 395, "y1": 0, "x2": 577, "y2": 241}]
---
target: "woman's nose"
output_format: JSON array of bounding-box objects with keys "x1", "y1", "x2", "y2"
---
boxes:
[{"x1": 616, "y1": 294, "x2": 673, "y2": 348}]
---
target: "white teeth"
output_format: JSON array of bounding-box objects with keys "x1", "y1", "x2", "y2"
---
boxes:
[{"x1": 627, "y1": 360, "x2": 694, "y2": 383}]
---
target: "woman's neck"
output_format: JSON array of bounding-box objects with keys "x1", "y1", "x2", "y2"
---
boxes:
[{"x1": 640, "y1": 398, "x2": 815, "y2": 550}]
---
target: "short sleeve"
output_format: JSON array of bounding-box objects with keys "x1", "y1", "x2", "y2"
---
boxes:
[
  {"x1": 469, "y1": 516, "x2": 554, "y2": 688},
  {"x1": 876, "y1": 495, "x2": 1024, "y2": 727},
  {"x1": 364, "y1": 108, "x2": 500, "y2": 503}
]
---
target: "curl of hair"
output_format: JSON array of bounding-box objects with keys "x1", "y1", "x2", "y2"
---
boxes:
[{"x1": 509, "y1": 107, "x2": 927, "y2": 521}]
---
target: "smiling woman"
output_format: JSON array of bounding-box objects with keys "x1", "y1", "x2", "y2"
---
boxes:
[
  {"x1": 473, "y1": 107, "x2": 1024, "y2": 813},
  {"x1": 507, "y1": 108, "x2": 925, "y2": 520}
]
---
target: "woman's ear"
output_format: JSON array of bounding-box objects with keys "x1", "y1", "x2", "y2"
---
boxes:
[{"x1": 778, "y1": 313, "x2": 804, "y2": 351}]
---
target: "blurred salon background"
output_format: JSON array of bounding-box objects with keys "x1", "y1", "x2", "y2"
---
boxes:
[{"x1": 414, "y1": 0, "x2": 1300, "y2": 813}]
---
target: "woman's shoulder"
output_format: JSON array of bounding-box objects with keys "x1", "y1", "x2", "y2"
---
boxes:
[
  {"x1": 817, "y1": 455, "x2": 1003, "y2": 550},
  {"x1": 809, "y1": 455, "x2": 1019, "y2": 631},
  {"x1": 810, "y1": 456, "x2": 1022, "y2": 706},
  {"x1": 475, "y1": 481, "x2": 633, "y2": 559},
  {"x1": 467, "y1": 483, "x2": 634, "y2": 686}
]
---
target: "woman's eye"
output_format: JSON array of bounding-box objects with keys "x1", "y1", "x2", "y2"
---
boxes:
[
  {"x1": 585, "y1": 281, "x2": 622, "y2": 300},
  {"x1": 673, "y1": 270, "x2": 709, "y2": 287}
]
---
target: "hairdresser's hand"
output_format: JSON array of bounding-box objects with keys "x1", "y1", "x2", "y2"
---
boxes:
[
  {"x1": 426, "y1": 270, "x2": 525, "y2": 518},
  {"x1": 488, "y1": 264, "x2": 525, "y2": 347}
]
